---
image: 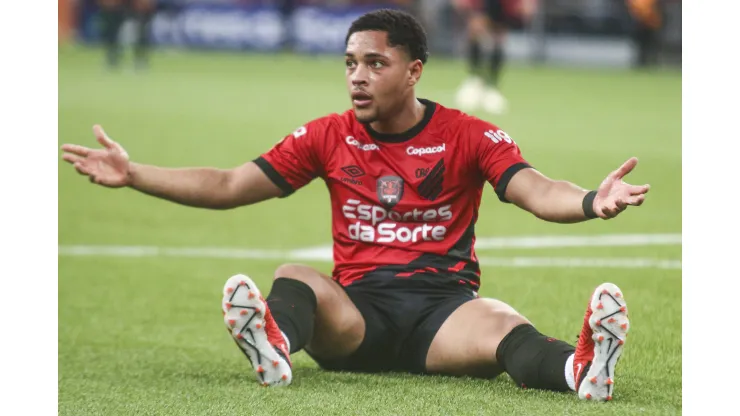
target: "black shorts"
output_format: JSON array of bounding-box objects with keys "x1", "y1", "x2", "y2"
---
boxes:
[
  {"x1": 485, "y1": 0, "x2": 507, "y2": 24},
  {"x1": 308, "y1": 272, "x2": 478, "y2": 374}
]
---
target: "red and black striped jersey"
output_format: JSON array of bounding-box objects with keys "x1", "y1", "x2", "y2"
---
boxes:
[{"x1": 255, "y1": 99, "x2": 530, "y2": 289}]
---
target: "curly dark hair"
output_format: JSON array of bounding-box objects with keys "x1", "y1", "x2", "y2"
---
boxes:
[{"x1": 345, "y1": 9, "x2": 429, "y2": 64}]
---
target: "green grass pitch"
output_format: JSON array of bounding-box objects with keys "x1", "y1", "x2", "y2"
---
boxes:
[{"x1": 58, "y1": 46, "x2": 681, "y2": 415}]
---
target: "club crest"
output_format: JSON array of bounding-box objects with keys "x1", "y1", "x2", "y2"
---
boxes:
[{"x1": 376, "y1": 176, "x2": 404, "y2": 208}]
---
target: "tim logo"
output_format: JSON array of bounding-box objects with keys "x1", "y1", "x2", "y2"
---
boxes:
[{"x1": 376, "y1": 176, "x2": 404, "y2": 208}]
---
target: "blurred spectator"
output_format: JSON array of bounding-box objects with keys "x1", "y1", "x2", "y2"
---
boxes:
[
  {"x1": 626, "y1": 0, "x2": 663, "y2": 68},
  {"x1": 99, "y1": 0, "x2": 156, "y2": 71},
  {"x1": 59, "y1": 0, "x2": 76, "y2": 44}
]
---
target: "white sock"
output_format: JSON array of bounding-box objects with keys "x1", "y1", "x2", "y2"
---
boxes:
[
  {"x1": 564, "y1": 353, "x2": 576, "y2": 391},
  {"x1": 281, "y1": 331, "x2": 291, "y2": 353}
]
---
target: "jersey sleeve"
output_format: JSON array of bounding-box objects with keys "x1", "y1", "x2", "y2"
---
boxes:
[
  {"x1": 468, "y1": 119, "x2": 532, "y2": 203},
  {"x1": 253, "y1": 117, "x2": 332, "y2": 197}
]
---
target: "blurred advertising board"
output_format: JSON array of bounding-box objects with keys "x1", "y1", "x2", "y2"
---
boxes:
[{"x1": 77, "y1": 0, "x2": 401, "y2": 53}]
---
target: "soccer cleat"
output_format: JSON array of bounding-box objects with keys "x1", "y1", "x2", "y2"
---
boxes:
[
  {"x1": 480, "y1": 87, "x2": 508, "y2": 115},
  {"x1": 573, "y1": 282, "x2": 630, "y2": 401},
  {"x1": 222, "y1": 274, "x2": 292, "y2": 387},
  {"x1": 455, "y1": 76, "x2": 485, "y2": 112}
]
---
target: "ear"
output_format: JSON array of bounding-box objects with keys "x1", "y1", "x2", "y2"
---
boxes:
[{"x1": 408, "y1": 59, "x2": 423, "y2": 87}]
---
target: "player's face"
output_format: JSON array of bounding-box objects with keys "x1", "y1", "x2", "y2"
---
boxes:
[{"x1": 345, "y1": 31, "x2": 422, "y2": 124}]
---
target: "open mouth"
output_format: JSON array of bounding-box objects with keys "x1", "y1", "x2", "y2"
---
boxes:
[{"x1": 351, "y1": 91, "x2": 373, "y2": 108}]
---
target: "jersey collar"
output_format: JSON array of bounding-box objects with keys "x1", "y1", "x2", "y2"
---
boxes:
[{"x1": 364, "y1": 99, "x2": 437, "y2": 143}]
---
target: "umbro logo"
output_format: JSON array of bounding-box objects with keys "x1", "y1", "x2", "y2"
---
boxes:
[
  {"x1": 340, "y1": 165, "x2": 365, "y2": 186},
  {"x1": 341, "y1": 165, "x2": 365, "y2": 178}
]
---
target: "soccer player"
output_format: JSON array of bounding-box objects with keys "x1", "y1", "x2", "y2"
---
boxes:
[
  {"x1": 453, "y1": 0, "x2": 535, "y2": 114},
  {"x1": 98, "y1": 0, "x2": 155, "y2": 70},
  {"x1": 625, "y1": 0, "x2": 663, "y2": 68},
  {"x1": 61, "y1": 9, "x2": 648, "y2": 401}
]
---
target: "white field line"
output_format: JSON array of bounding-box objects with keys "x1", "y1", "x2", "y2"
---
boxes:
[
  {"x1": 58, "y1": 234, "x2": 682, "y2": 270},
  {"x1": 473, "y1": 233, "x2": 682, "y2": 249}
]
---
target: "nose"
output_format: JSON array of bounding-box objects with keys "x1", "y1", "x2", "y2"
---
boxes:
[{"x1": 351, "y1": 64, "x2": 369, "y2": 86}]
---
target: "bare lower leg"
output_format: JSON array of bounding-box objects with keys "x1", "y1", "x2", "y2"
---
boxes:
[{"x1": 426, "y1": 298, "x2": 575, "y2": 391}]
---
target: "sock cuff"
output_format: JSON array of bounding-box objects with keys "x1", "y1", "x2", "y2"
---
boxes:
[
  {"x1": 271, "y1": 277, "x2": 318, "y2": 309},
  {"x1": 495, "y1": 323, "x2": 538, "y2": 367}
]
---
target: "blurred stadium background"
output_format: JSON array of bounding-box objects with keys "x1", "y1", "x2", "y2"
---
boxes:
[
  {"x1": 58, "y1": 1, "x2": 681, "y2": 415},
  {"x1": 59, "y1": 0, "x2": 681, "y2": 69}
]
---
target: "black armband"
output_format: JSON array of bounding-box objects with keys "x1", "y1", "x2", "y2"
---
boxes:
[{"x1": 582, "y1": 190, "x2": 598, "y2": 219}]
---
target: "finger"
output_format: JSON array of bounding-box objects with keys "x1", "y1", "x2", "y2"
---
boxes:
[
  {"x1": 610, "y1": 157, "x2": 638, "y2": 180},
  {"x1": 61, "y1": 144, "x2": 91, "y2": 157},
  {"x1": 600, "y1": 206, "x2": 616, "y2": 218},
  {"x1": 628, "y1": 184, "x2": 650, "y2": 195},
  {"x1": 74, "y1": 162, "x2": 91, "y2": 176},
  {"x1": 93, "y1": 124, "x2": 116, "y2": 150},
  {"x1": 62, "y1": 153, "x2": 84, "y2": 164},
  {"x1": 615, "y1": 198, "x2": 628, "y2": 211},
  {"x1": 625, "y1": 194, "x2": 646, "y2": 206}
]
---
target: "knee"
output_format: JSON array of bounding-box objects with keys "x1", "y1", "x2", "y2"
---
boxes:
[
  {"x1": 273, "y1": 263, "x2": 331, "y2": 303},
  {"x1": 499, "y1": 311, "x2": 530, "y2": 335},
  {"x1": 273, "y1": 263, "x2": 314, "y2": 281},
  {"x1": 485, "y1": 305, "x2": 530, "y2": 342}
]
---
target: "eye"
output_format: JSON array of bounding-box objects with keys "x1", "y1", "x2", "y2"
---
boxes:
[
  {"x1": 345, "y1": 60, "x2": 356, "y2": 69},
  {"x1": 370, "y1": 60, "x2": 385, "y2": 69}
]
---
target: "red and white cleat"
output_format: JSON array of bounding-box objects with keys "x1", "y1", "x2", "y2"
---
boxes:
[
  {"x1": 222, "y1": 274, "x2": 292, "y2": 387},
  {"x1": 574, "y1": 283, "x2": 629, "y2": 401}
]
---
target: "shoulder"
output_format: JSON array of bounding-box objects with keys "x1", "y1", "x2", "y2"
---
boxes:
[
  {"x1": 430, "y1": 103, "x2": 510, "y2": 143},
  {"x1": 291, "y1": 112, "x2": 344, "y2": 137}
]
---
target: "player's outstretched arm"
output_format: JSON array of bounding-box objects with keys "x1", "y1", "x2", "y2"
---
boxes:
[
  {"x1": 504, "y1": 157, "x2": 650, "y2": 223},
  {"x1": 61, "y1": 125, "x2": 282, "y2": 209}
]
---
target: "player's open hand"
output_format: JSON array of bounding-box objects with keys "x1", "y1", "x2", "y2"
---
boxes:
[
  {"x1": 61, "y1": 125, "x2": 131, "y2": 188},
  {"x1": 592, "y1": 157, "x2": 650, "y2": 219}
]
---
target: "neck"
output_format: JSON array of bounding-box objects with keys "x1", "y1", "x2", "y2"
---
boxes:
[{"x1": 369, "y1": 96, "x2": 425, "y2": 135}]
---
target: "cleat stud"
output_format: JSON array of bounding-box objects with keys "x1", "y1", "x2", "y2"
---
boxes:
[
  {"x1": 248, "y1": 291, "x2": 255, "y2": 299},
  {"x1": 225, "y1": 302, "x2": 232, "y2": 310},
  {"x1": 597, "y1": 303, "x2": 604, "y2": 310},
  {"x1": 273, "y1": 360, "x2": 280, "y2": 367},
  {"x1": 255, "y1": 308, "x2": 261, "y2": 314},
  {"x1": 281, "y1": 374, "x2": 288, "y2": 381},
  {"x1": 598, "y1": 335, "x2": 604, "y2": 342},
  {"x1": 240, "y1": 310, "x2": 248, "y2": 316},
  {"x1": 585, "y1": 393, "x2": 592, "y2": 400},
  {"x1": 590, "y1": 377, "x2": 597, "y2": 384},
  {"x1": 621, "y1": 323, "x2": 628, "y2": 330},
  {"x1": 607, "y1": 395, "x2": 613, "y2": 401},
  {"x1": 608, "y1": 318, "x2": 616, "y2": 323},
  {"x1": 257, "y1": 366, "x2": 264, "y2": 373},
  {"x1": 595, "y1": 320, "x2": 602, "y2": 326},
  {"x1": 236, "y1": 333, "x2": 243, "y2": 339},
  {"x1": 262, "y1": 382, "x2": 269, "y2": 387},
  {"x1": 602, "y1": 289, "x2": 609, "y2": 295},
  {"x1": 618, "y1": 339, "x2": 624, "y2": 345},
  {"x1": 606, "y1": 378, "x2": 613, "y2": 385},
  {"x1": 226, "y1": 287, "x2": 234, "y2": 294},
  {"x1": 239, "y1": 281, "x2": 247, "y2": 286},
  {"x1": 620, "y1": 306, "x2": 626, "y2": 312},
  {"x1": 228, "y1": 319, "x2": 236, "y2": 327},
  {"x1": 615, "y1": 292, "x2": 622, "y2": 298},
  {"x1": 256, "y1": 323, "x2": 262, "y2": 329}
]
